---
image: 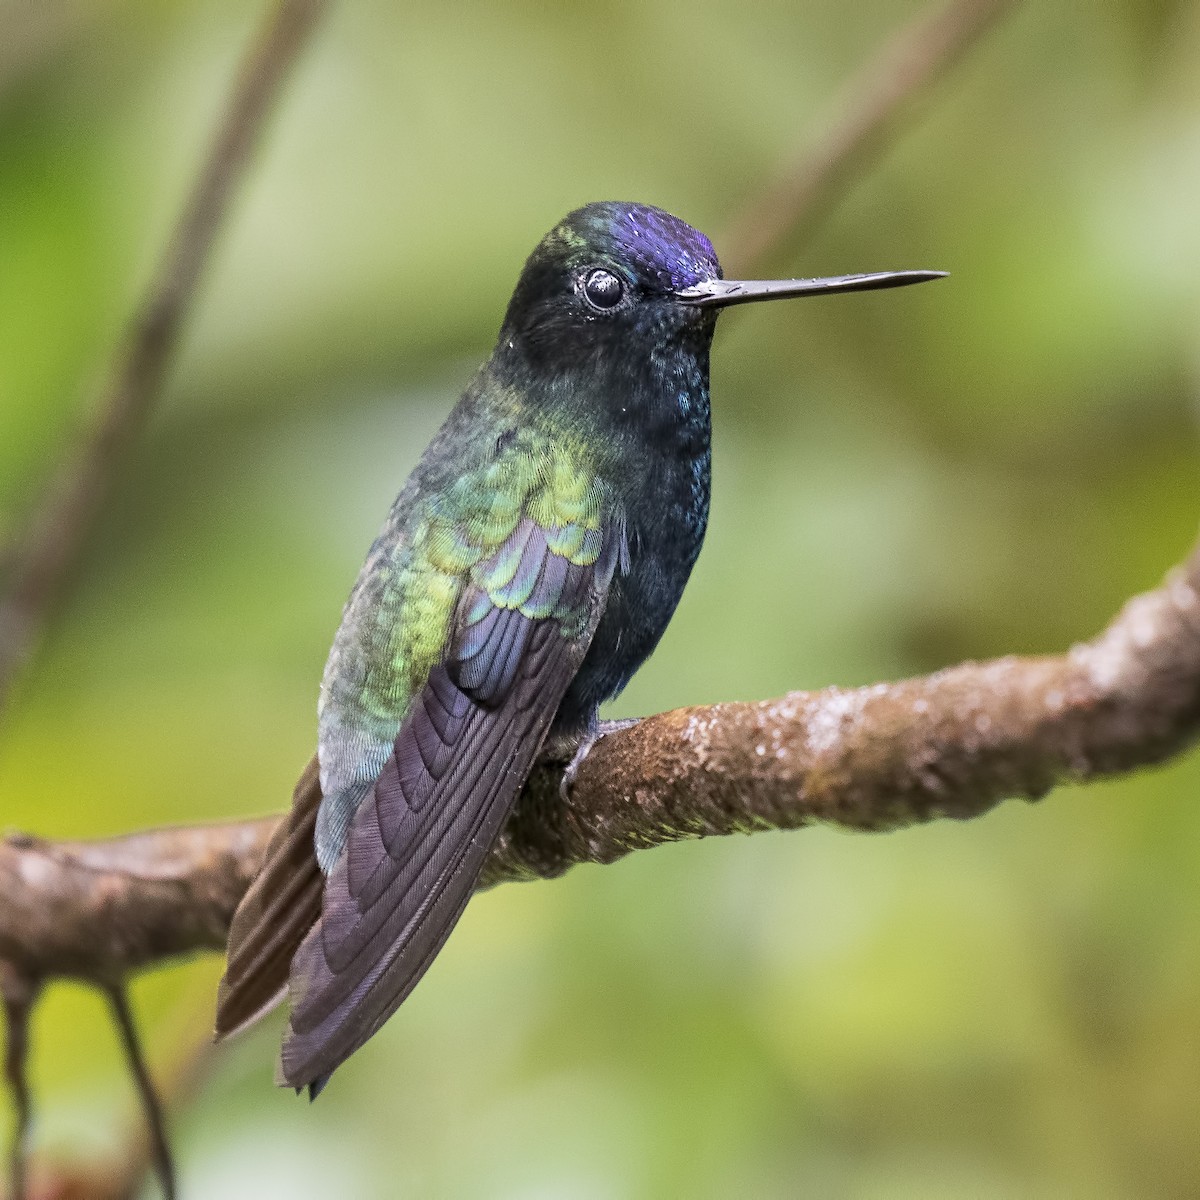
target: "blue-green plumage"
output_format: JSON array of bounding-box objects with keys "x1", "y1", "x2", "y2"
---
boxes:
[
  {"x1": 312, "y1": 204, "x2": 722, "y2": 876},
  {"x1": 214, "y1": 201, "x2": 943, "y2": 1095}
]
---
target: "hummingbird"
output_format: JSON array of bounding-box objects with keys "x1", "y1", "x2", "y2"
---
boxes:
[{"x1": 214, "y1": 201, "x2": 943, "y2": 1097}]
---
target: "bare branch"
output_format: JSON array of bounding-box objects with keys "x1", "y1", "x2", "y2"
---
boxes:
[
  {"x1": 1, "y1": 534, "x2": 1196, "y2": 1190},
  {"x1": 0, "y1": 0, "x2": 329, "y2": 713},
  {"x1": 720, "y1": 0, "x2": 1018, "y2": 275},
  {"x1": 0, "y1": 821, "x2": 273, "y2": 985},
  {"x1": 490, "y1": 534, "x2": 1200, "y2": 879},
  {"x1": 2, "y1": 533, "x2": 1196, "y2": 990}
]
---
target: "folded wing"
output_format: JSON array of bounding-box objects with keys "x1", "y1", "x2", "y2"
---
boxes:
[{"x1": 279, "y1": 513, "x2": 621, "y2": 1090}]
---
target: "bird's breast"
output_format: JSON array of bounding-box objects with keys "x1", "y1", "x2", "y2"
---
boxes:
[{"x1": 553, "y1": 391, "x2": 711, "y2": 733}]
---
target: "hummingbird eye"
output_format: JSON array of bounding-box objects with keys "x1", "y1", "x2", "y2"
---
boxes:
[{"x1": 581, "y1": 268, "x2": 624, "y2": 311}]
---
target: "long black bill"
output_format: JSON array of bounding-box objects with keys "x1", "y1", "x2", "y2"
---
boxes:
[{"x1": 674, "y1": 270, "x2": 946, "y2": 309}]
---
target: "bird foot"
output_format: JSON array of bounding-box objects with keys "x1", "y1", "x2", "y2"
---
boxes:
[{"x1": 558, "y1": 717, "x2": 641, "y2": 802}]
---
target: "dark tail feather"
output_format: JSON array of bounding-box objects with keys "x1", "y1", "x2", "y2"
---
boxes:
[{"x1": 215, "y1": 756, "x2": 325, "y2": 1040}]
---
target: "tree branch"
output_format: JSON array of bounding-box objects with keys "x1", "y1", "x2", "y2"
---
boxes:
[
  {"x1": 3, "y1": 532, "x2": 1196, "y2": 989},
  {"x1": 0, "y1": 821, "x2": 272, "y2": 987},
  {"x1": 492, "y1": 538, "x2": 1200, "y2": 880},
  {"x1": 0, "y1": 0, "x2": 329, "y2": 714}
]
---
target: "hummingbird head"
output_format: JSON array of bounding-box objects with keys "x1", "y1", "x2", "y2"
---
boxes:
[
  {"x1": 499, "y1": 201, "x2": 944, "y2": 373},
  {"x1": 500, "y1": 201, "x2": 724, "y2": 367}
]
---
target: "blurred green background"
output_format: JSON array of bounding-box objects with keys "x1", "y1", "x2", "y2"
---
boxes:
[{"x1": 3, "y1": 0, "x2": 1200, "y2": 1196}]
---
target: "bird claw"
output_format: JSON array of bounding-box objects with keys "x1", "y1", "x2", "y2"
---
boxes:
[{"x1": 558, "y1": 717, "x2": 641, "y2": 802}]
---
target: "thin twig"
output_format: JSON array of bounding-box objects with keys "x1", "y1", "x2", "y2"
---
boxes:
[
  {"x1": 1, "y1": 964, "x2": 37, "y2": 1200},
  {"x1": 106, "y1": 985, "x2": 176, "y2": 1200},
  {"x1": 720, "y1": 0, "x2": 1018, "y2": 275},
  {"x1": 117, "y1": 1015, "x2": 220, "y2": 1199},
  {"x1": 0, "y1": 0, "x2": 329, "y2": 713}
]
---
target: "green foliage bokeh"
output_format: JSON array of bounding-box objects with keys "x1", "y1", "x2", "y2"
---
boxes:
[{"x1": 2, "y1": 1, "x2": 1200, "y2": 1195}]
